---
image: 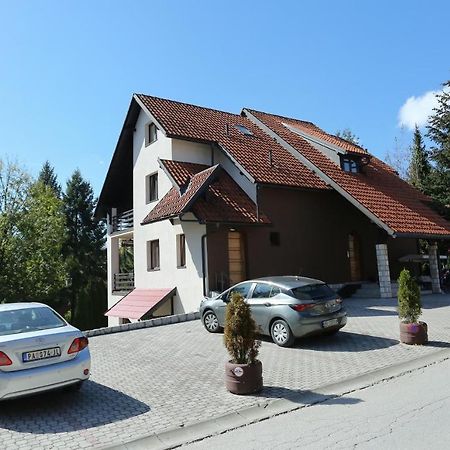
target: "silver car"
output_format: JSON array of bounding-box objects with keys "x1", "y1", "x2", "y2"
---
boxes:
[
  {"x1": 0, "y1": 302, "x2": 91, "y2": 400},
  {"x1": 200, "y1": 276, "x2": 347, "y2": 347}
]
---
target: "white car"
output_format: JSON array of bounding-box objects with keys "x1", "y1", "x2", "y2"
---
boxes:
[{"x1": 0, "y1": 302, "x2": 91, "y2": 400}]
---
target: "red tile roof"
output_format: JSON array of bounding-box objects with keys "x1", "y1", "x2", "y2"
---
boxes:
[
  {"x1": 245, "y1": 109, "x2": 450, "y2": 237},
  {"x1": 105, "y1": 288, "x2": 176, "y2": 319},
  {"x1": 135, "y1": 94, "x2": 329, "y2": 191},
  {"x1": 142, "y1": 160, "x2": 270, "y2": 225}
]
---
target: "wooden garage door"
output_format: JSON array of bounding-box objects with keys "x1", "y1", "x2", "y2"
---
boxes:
[{"x1": 228, "y1": 231, "x2": 246, "y2": 286}]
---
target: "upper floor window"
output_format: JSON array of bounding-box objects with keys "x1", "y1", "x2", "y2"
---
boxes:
[
  {"x1": 146, "y1": 173, "x2": 158, "y2": 203},
  {"x1": 147, "y1": 239, "x2": 160, "y2": 271},
  {"x1": 341, "y1": 156, "x2": 359, "y2": 173},
  {"x1": 145, "y1": 123, "x2": 158, "y2": 146},
  {"x1": 177, "y1": 234, "x2": 186, "y2": 268},
  {"x1": 234, "y1": 124, "x2": 253, "y2": 136}
]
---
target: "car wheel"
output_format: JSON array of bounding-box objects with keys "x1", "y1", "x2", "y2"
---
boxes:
[
  {"x1": 203, "y1": 311, "x2": 221, "y2": 333},
  {"x1": 270, "y1": 319, "x2": 295, "y2": 347}
]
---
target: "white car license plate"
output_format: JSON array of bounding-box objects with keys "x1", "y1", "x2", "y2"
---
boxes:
[
  {"x1": 22, "y1": 347, "x2": 61, "y2": 362},
  {"x1": 322, "y1": 318, "x2": 339, "y2": 328}
]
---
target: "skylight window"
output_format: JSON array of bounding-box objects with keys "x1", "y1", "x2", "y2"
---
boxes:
[{"x1": 234, "y1": 124, "x2": 253, "y2": 136}]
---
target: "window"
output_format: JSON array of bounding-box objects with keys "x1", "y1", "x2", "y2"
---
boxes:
[
  {"x1": 222, "y1": 282, "x2": 253, "y2": 301},
  {"x1": 270, "y1": 232, "x2": 280, "y2": 246},
  {"x1": 234, "y1": 124, "x2": 253, "y2": 136},
  {"x1": 148, "y1": 239, "x2": 160, "y2": 270},
  {"x1": 145, "y1": 123, "x2": 158, "y2": 146},
  {"x1": 251, "y1": 283, "x2": 281, "y2": 299},
  {"x1": 146, "y1": 173, "x2": 158, "y2": 203},
  {"x1": 177, "y1": 234, "x2": 186, "y2": 268},
  {"x1": 290, "y1": 284, "x2": 336, "y2": 301},
  {"x1": 341, "y1": 157, "x2": 359, "y2": 173}
]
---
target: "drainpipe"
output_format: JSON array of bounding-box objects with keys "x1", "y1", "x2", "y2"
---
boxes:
[
  {"x1": 201, "y1": 234, "x2": 208, "y2": 296},
  {"x1": 256, "y1": 184, "x2": 260, "y2": 222}
]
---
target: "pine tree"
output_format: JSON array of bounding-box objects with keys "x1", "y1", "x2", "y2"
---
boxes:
[
  {"x1": 408, "y1": 125, "x2": 431, "y2": 193},
  {"x1": 427, "y1": 80, "x2": 450, "y2": 210},
  {"x1": 38, "y1": 161, "x2": 61, "y2": 197},
  {"x1": 63, "y1": 170, "x2": 106, "y2": 325}
]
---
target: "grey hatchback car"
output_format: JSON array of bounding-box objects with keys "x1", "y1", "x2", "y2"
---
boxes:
[{"x1": 200, "y1": 276, "x2": 347, "y2": 347}]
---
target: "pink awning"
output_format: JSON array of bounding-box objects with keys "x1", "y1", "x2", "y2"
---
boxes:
[{"x1": 105, "y1": 288, "x2": 176, "y2": 319}]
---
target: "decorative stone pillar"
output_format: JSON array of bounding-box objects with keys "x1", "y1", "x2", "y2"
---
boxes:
[
  {"x1": 376, "y1": 243, "x2": 393, "y2": 298},
  {"x1": 429, "y1": 243, "x2": 441, "y2": 294}
]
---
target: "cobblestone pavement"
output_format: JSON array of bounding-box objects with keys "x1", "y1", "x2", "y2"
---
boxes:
[{"x1": 1, "y1": 294, "x2": 449, "y2": 449}]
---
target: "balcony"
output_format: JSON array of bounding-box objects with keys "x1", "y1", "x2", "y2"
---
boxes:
[
  {"x1": 112, "y1": 209, "x2": 134, "y2": 233},
  {"x1": 113, "y1": 272, "x2": 135, "y2": 292}
]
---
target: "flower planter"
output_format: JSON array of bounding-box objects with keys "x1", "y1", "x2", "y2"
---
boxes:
[
  {"x1": 399, "y1": 321, "x2": 428, "y2": 345},
  {"x1": 225, "y1": 360, "x2": 263, "y2": 395}
]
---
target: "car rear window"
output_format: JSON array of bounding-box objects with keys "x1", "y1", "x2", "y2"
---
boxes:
[
  {"x1": 0, "y1": 307, "x2": 66, "y2": 336},
  {"x1": 290, "y1": 284, "x2": 336, "y2": 301}
]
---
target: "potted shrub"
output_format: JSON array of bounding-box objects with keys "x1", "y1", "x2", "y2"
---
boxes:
[
  {"x1": 224, "y1": 292, "x2": 263, "y2": 394},
  {"x1": 398, "y1": 268, "x2": 428, "y2": 345}
]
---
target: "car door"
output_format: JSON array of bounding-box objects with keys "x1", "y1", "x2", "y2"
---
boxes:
[
  {"x1": 215, "y1": 282, "x2": 254, "y2": 326},
  {"x1": 247, "y1": 282, "x2": 275, "y2": 334}
]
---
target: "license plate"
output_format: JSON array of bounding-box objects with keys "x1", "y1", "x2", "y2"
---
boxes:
[
  {"x1": 22, "y1": 347, "x2": 61, "y2": 362},
  {"x1": 322, "y1": 318, "x2": 339, "y2": 328}
]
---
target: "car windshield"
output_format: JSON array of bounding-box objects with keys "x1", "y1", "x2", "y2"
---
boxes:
[
  {"x1": 0, "y1": 307, "x2": 66, "y2": 336},
  {"x1": 290, "y1": 284, "x2": 336, "y2": 301}
]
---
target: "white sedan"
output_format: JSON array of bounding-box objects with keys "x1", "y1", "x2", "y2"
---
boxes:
[{"x1": 0, "y1": 302, "x2": 91, "y2": 400}]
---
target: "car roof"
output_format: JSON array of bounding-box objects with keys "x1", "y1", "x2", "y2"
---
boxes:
[
  {"x1": 241, "y1": 276, "x2": 324, "y2": 290},
  {"x1": 0, "y1": 302, "x2": 49, "y2": 312}
]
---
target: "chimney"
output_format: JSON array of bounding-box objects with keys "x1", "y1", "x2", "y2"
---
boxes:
[{"x1": 225, "y1": 124, "x2": 229, "y2": 136}]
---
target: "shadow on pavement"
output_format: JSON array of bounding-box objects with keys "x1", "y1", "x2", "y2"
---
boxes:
[
  {"x1": 258, "y1": 386, "x2": 363, "y2": 406},
  {"x1": 298, "y1": 331, "x2": 398, "y2": 352},
  {"x1": 0, "y1": 381, "x2": 150, "y2": 433}
]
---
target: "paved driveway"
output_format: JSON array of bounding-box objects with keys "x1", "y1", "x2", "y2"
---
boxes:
[{"x1": 1, "y1": 294, "x2": 450, "y2": 449}]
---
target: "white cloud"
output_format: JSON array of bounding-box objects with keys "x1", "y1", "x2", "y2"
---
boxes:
[{"x1": 398, "y1": 87, "x2": 448, "y2": 130}]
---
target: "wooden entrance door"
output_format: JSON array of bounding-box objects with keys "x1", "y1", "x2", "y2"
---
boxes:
[
  {"x1": 348, "y1": 233, "x2": 362, "y2": 281},
  {"x1": 228, "y1": 231, "x2": 246, "y2": 286}
]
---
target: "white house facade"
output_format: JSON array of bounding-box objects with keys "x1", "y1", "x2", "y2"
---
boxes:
[{"x1": 97, "y1": 94, "x2": 450, "y2": 327}]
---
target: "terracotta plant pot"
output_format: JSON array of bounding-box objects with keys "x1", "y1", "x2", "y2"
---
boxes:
[
  {"x1": 399, "y1": 321, "x2": 428, "y2": 345},
  {"x1": 225, "y1": 360, "x2": 263, "y2": 395}
]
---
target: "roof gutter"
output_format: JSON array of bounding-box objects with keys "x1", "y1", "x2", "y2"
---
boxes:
[{"x1": 243, "y1": 108, "x2": 396, "y2": 237}]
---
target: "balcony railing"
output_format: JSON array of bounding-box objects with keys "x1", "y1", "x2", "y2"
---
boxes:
[
  {"x1": 113, "y1": 272, "x2": 135, "y2": 292},
  {"x1": 112, "y1": 209, "x2": 134, "y2": 233}
]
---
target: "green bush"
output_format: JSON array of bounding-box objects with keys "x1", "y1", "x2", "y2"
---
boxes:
[
  {"x1": 397, "y1": 268, "x2": 422, "y2": 323},
  {"x1": 224, "y1": 292, "x2": 261, "y2": 364}
]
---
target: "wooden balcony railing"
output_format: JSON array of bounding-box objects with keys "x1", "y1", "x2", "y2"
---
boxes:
[
  {"x1": 113, "y1": 272, "x2": 135, "y2": 292},
  {"x1": 112, "y1": 209, "x2": 133, "y2": 233}
]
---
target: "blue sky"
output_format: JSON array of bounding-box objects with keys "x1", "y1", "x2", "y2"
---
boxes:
[{"x1": 0, "y1": 0, "x2": 449, "y2": 195}]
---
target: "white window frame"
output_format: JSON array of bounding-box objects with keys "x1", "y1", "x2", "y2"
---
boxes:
[
  {"x1": 177, "y1": 234, "x2": 186, "y2": 268},
  {"x1": 145, "y1": 122, "x2": 158, "y2": 146},
  {"x1": 147, "y1": 239, "x2": 160, "y2": 271},
  {"x1": 146, "y1": 172, "x2": 158, "y2": 204}
]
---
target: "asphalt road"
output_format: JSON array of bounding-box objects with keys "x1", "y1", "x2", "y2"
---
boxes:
[{"x1": 184, "y1": 357, "x2": 450, "y2": 449}]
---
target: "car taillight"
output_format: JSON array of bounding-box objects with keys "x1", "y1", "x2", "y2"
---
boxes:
[
  {"x1": 290, "y1": 303, "x2": 315, "y2": 312},
  {"x1": 0, "y1": 351, "x2": 12, "y2": 366},
  {"x1": 68, "y1": 337, "x2": 89, "y2": 354}
]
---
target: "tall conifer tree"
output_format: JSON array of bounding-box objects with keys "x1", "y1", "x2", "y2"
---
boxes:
[
  {"x1": 63, "y1": 170, "x2": 106, "y2": 326},
  {"x1": 408, "y1": 125, "x2": 431, "y2": 193}
]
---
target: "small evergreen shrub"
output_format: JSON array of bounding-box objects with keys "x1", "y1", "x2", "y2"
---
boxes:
[
  {"x1": 397, "y1": 268, "x2": 422, "y2": 323},
  {"x1": 224, "y1": 292, "x2": 261, "y2": 364}
]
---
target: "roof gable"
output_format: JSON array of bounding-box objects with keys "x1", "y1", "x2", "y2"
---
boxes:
[
  {"x1": 142, "y1": 160, "x2": 270, "y2": 225},
  {"x1": 245, "y1": 108, "x2": 450, "y2": 238}
]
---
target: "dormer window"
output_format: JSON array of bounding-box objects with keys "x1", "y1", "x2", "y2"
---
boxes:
[
  {"x1": 145, "y1": 123, "x2": 158, "y2": 146},
  {"x1": 341, "y1": 156, "x2": 359, "y2": 173},
  {"x1": 234, "y1": 124, "x2": 253, "y2": 136}
]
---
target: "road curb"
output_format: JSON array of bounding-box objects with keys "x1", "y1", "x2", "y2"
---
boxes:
[{"x1": 108, "y1": 347, "x2": 450, "y2": 450}]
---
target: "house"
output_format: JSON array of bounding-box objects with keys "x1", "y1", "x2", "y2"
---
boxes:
[{"x1": 95, "y1": 94, "x2": 450, "y2": 326}]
